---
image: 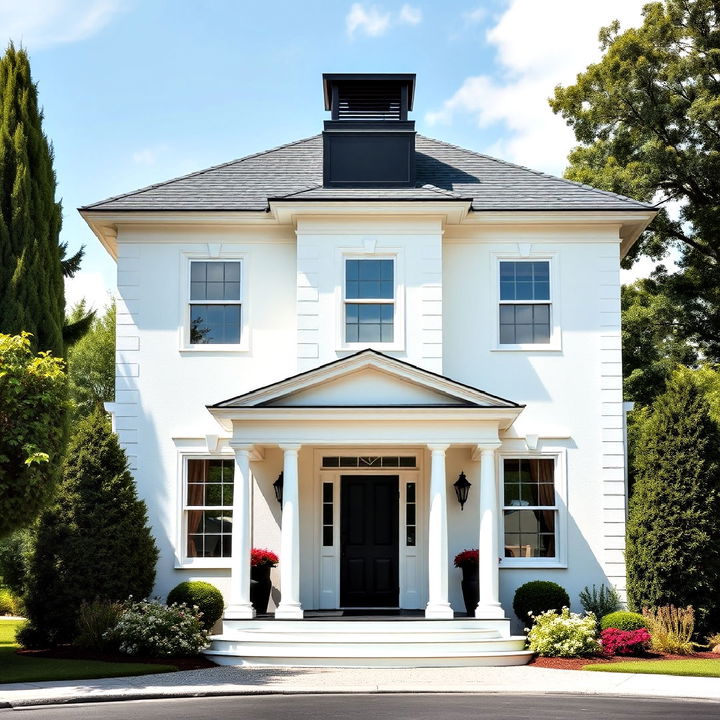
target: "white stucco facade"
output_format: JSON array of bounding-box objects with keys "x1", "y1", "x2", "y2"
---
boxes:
[{"x1": 86, "y1": 198, "x2": 652, "y2": 630}]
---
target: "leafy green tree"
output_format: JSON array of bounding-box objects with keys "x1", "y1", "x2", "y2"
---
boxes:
[
  {"x1": 67, "y1": 301, "x2": 115, "y2": 419},
  {"x1": 23, "y1": 411, "x2": 158, "y2": 645},
  {"x1": 626, "y1": 370, "x2": 720, "y2": 632},
  {"x1": 550, "y1": 0, "x2": 720, "y2": 366},
  {"x1": 621, "y1": 279, "x2": 697, "y2": 405},
  {"x1": 0, "y1": 333, "x2": 67, "y2": 539},
  {"x1": 0, "y1": 44, "x2": 90, "y2": 356}
]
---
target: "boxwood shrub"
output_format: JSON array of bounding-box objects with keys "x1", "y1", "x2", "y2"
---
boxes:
[
  {"x1": 167, "y1": 581, "x2": 224, "y2": 630},
  {"x1": 600, "y1": 610, "x2": 647, "y2": 631},
  {"x1": 513, "y1": 581, "x2": 570, "y2": 625}
]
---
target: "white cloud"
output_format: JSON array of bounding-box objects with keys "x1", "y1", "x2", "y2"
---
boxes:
[
  {"x1": 426, "y1": 0, "x2": 647, "y2": 175},
  {"x1": 346, "y1": 3, "x2": 422, "y2": 38},
  {"x1": 132, "y1": 145, "x2": 169, "y2": 166},
  {"x1": 65, "y1": 271, "x2": 114, "y2": 313},
  {"x1": 463, "y1": 7, "x2": 486, "y2": 24},
  {"x1": 346, "y1": 3, "x2": 391, "y2": 37},
  {"x1": 0, "y1": 0, "x2": 122, "y2": 49},
  {"x1": 398, "y1": 4, "x2": 422, "y2": 26}
]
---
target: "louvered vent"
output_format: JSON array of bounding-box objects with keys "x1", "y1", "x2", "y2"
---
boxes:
[
  {"x1": 322, "y1": 74, "x2": 416, "y2": 188},
  {"x1": 336, "y1": 82, "x2": 403, "y2": 121}
]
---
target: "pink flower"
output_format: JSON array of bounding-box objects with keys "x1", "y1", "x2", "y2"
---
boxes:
[{"x1": 600, "y1": 627, "x2": 651, "y2": 655}]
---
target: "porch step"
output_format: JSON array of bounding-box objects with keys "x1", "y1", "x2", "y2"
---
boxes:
[{"x1": 206, "y1": 619, "x2": 532, "y2": 668}]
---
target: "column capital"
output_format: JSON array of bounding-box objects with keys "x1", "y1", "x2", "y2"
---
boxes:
[
  {"x1": 472, "y1": 442, "x2": 502, "y2": 461},
  {"x1": 279, "y1": 443, "x2": 301, "y2": 453},
  {"x1": 427, "y1": 443, "x2": 450, "y2": 453}
]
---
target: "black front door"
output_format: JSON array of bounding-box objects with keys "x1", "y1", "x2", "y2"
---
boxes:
[{"x1": 340, "y1": 475, "x2": 399, "y2": 608}]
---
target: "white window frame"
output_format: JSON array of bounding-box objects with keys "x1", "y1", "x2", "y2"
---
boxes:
[
  {"x1": 491, "y1": 254, "x2": 561, "y2": 352},
  {"x1": 179, "y1": 253, "x2": 249, "y2": 353},
  {"x1": 336, "y1": 251, "x2": 405, "y2": 351},
  {"x1": 499, "y1": 447, "x2": 567, "y2": 569},
  {"x1": 176, "y1": 453, "x2": 234, "y2": 569}
]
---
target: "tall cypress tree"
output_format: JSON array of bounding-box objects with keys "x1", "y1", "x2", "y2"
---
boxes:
[
  {"x1": 626, "y1": 371, "x2": 720, "y2": 633},
  {"x1": 0, "y1": 44, "x2": 84, "y2": 357}
]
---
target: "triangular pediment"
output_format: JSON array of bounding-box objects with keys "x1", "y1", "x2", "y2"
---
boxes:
[{"x1": 210, "y1": 350, "x2": 520, "y2": 410}]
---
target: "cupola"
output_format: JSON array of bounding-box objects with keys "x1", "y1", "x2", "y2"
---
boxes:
[{"x1": 322, "y1": 73, "x2": 416, "y2": 188}]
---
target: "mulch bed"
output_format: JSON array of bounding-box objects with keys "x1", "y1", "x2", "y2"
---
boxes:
[
  {"x1": 530, "y1": 650, "x2": 720, "y2": 671},
  {"x1": 16, "y1": 646, "x2": 217, "y2": 671}
]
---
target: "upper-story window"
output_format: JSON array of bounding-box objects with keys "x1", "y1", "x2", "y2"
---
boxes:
[
  {"x1": 344, "y1": 258, "x2": 394, "y2": 343},
  {"x1": 189, "y1": 261, "x2": 242, "y2": 344},
  {"x1": 499, "y1": 260, "x2": 551, "y2": 345}
]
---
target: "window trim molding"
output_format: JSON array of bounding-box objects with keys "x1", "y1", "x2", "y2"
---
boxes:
[
  {"x1": 175, "y1": 450, "x2": 235, "y2": 569},
  {"x1": 498, "y1": 446, "x2": 568, "y2": 569},
  {"x1": 335, "y1": 248, "x2": 406, "y2": 352},
  {"x1": 490, "y1": 253, "x2": 562, "y2": 352},
  {"x1": 179, "y1": 251, "x2": 250, "y2": 353}
]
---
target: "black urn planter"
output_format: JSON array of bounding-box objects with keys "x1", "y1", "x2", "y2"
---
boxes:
[
  {"x1": 460, "y1": 565, "x2": 479, "y2": 617},
  {"x1": 250, "y1": 564, "x2": 273, "y2": 614}
]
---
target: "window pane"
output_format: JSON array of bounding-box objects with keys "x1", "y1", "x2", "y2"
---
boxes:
[
  {"x1": 499, "y1": 303, "x2": 550, "y2": 345},
  {"x1": 406, "y1": 503, "x2": 415, "y2": 525},
  {"x1": 346, "y1": 259, "x2": 394, "y2": 299},
  {"x1": 224, "y1": 262, "x2": 241, "y2": 282},
  {"x1": 206, "y1": 281, "x2": 224, "y2": 301},
  {"x1": 222, "y1": 484, "x2": 234, "y2": 507},
  {"x1": 346, "y1": 281, "x2": 360, "y2": 299},
  {"x1": 358, "y1": 323, "x2": 382, "y2": 342},
  {"x1": 499, "y1": 261, "x2": 550, "y2": 301},
  {"x1": 190, "y1": 304, "x2": 241, "y2": 344},
  {"x1": 380, "y1": 323, "x2": 394, "y2": 342},
  {"x1": 191, "y1": 263, "x2": 207, "y2": 281},
  {"x1": 407, "y1": 527, "x2": 416, "y2": 546},
  {"x1": 206, "y1": 263, "x2": 224, "y2": 282},
  {"x1": 323, "y1": 527, "x2": 333, "y2": 546},
  {"x1": 205, "y1": 484, "x2": 221, "y2": 505},
  {"x1": 323, "y1": 504, "x2": 333, "y2": 525},
  {"x1": 190, "y1": 282, "x2": 206, "y2": 301},
  {"x1": 399, "y1": 456, "x2": 416, "y2": 467},
  {"x1": 190, "y1": 261, "x2": 241, "y2": 305},
  {"x1": 515, "y1": 324, "x2": 533, "y2": 344},
  {"x1": 516, "y1": 305, "x2": 533, "y2": 324},
  {"x1": 499, "y1": 325, "x2": 516, "y2": 344},
  {"x1": 407, "y1": 482, "x2": 416, "y2": 501},
  {"x1": 534, "y1": 304, "x2": 550, "y2": 324},
  {"x1": 323, "y1": 482, "x2": 333, "y2": 502}
]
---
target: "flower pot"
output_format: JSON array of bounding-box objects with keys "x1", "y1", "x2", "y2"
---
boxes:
[
  {"x1": 460, "y1": 565, "x2": 479, "y2": 617},
  {"x1": 250, "y1": 564, "x2": 272, "y2": 614}
]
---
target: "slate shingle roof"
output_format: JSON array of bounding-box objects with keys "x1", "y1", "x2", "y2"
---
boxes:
[{"x1": 81, "y1": 135, "x2": 652, "y2": 212}]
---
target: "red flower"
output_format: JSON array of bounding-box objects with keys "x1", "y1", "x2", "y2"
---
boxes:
[
  {"x1": 251, "y1": 548, "x2": 279, "y2": 567},
  {"x1": 600, "y1": 627, "x2": 651, "y2": 656},
  {"x1": 453, "y1": 549, "x2": 479, "y2": 569}
]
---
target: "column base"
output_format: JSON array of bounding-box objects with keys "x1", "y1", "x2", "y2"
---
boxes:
[
  {"x1": 275, "y1": 603, "x2": 304, "y2": 619},
  {"x1": 425, "y1": 603, "x2": 454, "y2": 619},
  {"x1": 475, "y1": 602, "x2": 505, "y2": 619},
  {"x1": 224, "y1": 603, "x2": 256, "y2": 620}
]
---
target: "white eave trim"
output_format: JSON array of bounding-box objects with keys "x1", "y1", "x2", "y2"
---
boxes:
[{"x1": 268, "y1": 199, "x2": 472, "y2": 226}]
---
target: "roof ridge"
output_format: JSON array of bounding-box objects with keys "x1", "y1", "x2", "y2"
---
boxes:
[
  {"x1": 81, "y1": 135, "x2": 322, "y2": 210},
  {"x1": 416, "y1": 134, "x2": 653, "y2": 209}
]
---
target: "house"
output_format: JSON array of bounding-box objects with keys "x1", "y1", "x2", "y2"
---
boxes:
[{"x1": 80, "y1": 73, "x2": 655, "y2": 666}]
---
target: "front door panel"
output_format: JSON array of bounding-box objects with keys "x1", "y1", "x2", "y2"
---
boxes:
[{"x1": 340, "y1": 475, "x2": 399, "y2": 607}]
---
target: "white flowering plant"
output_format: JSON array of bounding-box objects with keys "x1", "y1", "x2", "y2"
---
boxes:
[
  {"x1": 107, "y1": 599, "x2": 210, "y2": 657},
  {"x1": 527, "y1": 607, "x2": 600, "y2": 657}
]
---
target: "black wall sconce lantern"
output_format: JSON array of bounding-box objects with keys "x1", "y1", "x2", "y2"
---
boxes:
[
  {"x1": 453, "y1": 471, "x2": 471, "y2": 511},
  {"x1": 273, "y1": 472, "x2": 284, "y2": 505}
]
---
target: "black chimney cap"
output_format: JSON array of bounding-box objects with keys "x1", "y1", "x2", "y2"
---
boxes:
[{"x1": 322, "y1": 73, "x2": 416, "y2": 111}]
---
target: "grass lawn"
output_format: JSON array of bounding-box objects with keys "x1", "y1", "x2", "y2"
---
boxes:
[
  {"x1": 0, "y1": 619, "x2": 177, "y2": 684},
  {"x1": 583, "y1": 659, "x2": 720, "y2": 678}
]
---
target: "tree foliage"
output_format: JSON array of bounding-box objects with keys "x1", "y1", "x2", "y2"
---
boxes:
[
  {"x1": 625, "y1": 371, "x2": 720, "y2": 632},
  {"x1": 0, "y1": 333, "x2": 67, "y2": 539},
  {"x1": 67, "y1": 301, "x2": 115, "y2": 420},
  {"x1": 0, "y1": 44, "x2": 90, "y2": 356},
  {"x1": 550, "y1": 0, "x2": 720, "y2": 374},
  {"x1": 23, "y1": 411, "x2": 158, "y2": 645}
]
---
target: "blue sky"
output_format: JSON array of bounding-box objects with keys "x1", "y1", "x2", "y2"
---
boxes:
[{"x1": 1, "y1": 0, "x2": 650, "y2": 310}]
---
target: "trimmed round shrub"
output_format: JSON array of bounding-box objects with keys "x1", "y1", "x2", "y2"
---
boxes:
[
  {"x1": 600, "y1": 610, "x2": 647, "y2": 631},
  {"x1": 167, "y1": 581, "x2": 224, "y2": 630},
  {"x1": 513, "y1": 581, "x2": 570, "y2": 624},
  {"x1": 16, "y1": 624, "x2": 47, "y2": 650},
  {"x1": 110, "y1": 599, "x2": 209, "y2": 657}
]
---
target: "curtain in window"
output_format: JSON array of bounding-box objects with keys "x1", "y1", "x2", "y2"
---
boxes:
[
  {"x1": 186, "y1": 460, "x2": 206, "y2": 557},
  {"x1": 530, "y1": 459, "x2": 555, "y2": 531}
]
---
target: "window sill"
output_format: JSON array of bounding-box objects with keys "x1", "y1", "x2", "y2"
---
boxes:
[
  {"x1": 491, "y1": 344, "x2": 561, "y2": 353},
  {"x1": 500, "y1": 559, "x2": 567, "y2": 569},
  {"x1": 180, "y1": 344, "x2": 250, "y2": 354},
  {"x1": 174, "y1": 559, "x2": 233, "y2": 570},
  {"x1": 337, "y1": 342, "x2": 405, "y2": 353}
]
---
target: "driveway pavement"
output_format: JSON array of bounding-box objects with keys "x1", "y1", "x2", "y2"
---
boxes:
[{"x1": 2, "y1": 664, "x2": 720, "y2": 707}]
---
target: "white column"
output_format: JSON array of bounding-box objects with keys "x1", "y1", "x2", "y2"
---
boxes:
[
  {"x1": 476, "y1": 443, "x2": 505, "y2": 618},
  {"x1": 425, "y1": 443, "x2": 453, "y2": 619},
  {"x1": 276, "y1": 444, "x2": 303, "y2": 619},
  {"x1": 225, "y1": 444, "x2": 255, "y2": 619}
]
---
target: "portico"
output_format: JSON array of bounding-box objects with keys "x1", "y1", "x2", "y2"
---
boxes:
[{"x1": 208, "y1": 350, "x2": 523, "y2": 623}]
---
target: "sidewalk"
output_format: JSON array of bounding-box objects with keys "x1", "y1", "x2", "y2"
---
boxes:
[{"x1": 2, "y1": 664, "x2": 720, "y2": 707}]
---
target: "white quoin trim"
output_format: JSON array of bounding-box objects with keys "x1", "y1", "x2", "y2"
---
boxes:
[
  {"x1": 225, "y1": 444, "x2": 255, "y2": 619},
  {"x1": 276, "y1": 444, "x2": 303, "y2": 619},
  {"x1": 425, "y1": 444, "x2": 453, "y2": 619},
  {"x1": 476, "y1": 443, "x2": 505, "y2": 619}
]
